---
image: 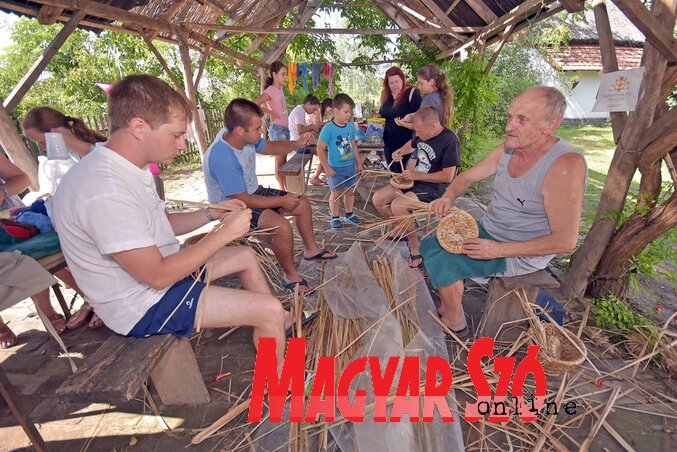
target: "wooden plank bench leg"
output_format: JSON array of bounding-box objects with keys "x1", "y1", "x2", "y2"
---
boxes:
[
  {"x1": 478, "y1": 270, "x2": 560, "y2": 342},
  {"x1": 150, "y1": 338, "x2": 210, "y2": 405},
  {"x1": 478, "y1": 279, "x2": 537, "y2": 342},
  {"x1": 0, "y1": 366, "x2": 48, "y2": 451}
]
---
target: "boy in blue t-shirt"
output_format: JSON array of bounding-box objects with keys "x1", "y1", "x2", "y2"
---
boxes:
[{"x1": 317, "y1": 93, "x2": 364, "y2": 229}]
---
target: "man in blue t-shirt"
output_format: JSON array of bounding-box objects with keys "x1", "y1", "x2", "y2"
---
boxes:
[
  {"x1": 204, "y1": 99, "x2": 337, "y2": 293},
  {"x1": 372, "y1": 107, "x2": 461, "y2": 269}
]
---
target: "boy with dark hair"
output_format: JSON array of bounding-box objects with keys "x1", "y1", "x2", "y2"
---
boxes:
[
  {"x1": 204, "y1": 98, "x2": 336, "y2": 294},
  {"x1": 317, "y1": 93, "x2": 364, "y2": 230}
]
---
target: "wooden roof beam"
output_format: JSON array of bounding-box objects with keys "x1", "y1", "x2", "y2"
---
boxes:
[
  {"x1": 37, "y1": 4, "x2": 64, "y2": 25},
  {"x1": 35, "y1": 0, "x2": 267, "y2": 68},
  {"x1": 559, "y1": 0, "x2": 586, "y2": 13},
  {"x1": 147, "y1": 0, "x2": 188, "y2": 41},
  {"x1": 261, "y1": 0, "x2": 325, "y2": 65},
  {"x1": 3, "y1": 10, "x2": 86, "y2": 114},
  {"x1": 418, "y1": 0, "x2": 468, "y2": 41},
  {"x1": 180, "y1": 23, "x2": 481, "y2": 34},
  {"x1": 436, "y1": 0, "x2": 555, "y2": 60},
  {"x1": 465, "y1": 0, "x2": 498, "y2": 23},
  {"x1": 611, "y1": 0, "x2": 677, "y2": 63}
]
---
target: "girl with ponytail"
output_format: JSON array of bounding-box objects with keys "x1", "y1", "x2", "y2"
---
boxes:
[
  {"x1": 22, "y1": 107, "x2": 107, "y2": 159},
  {"x1": 395, "y1": 64, "x2": 453, "y2": 129},
  {"x1": 21, "y1": 106, "x2": 107, "y2": 331},
  {"x1": 253, "y1": 61, "x2": 291, "y2": 190}
]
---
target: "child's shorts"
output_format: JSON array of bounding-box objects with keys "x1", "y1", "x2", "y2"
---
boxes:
[{"x1": 327, "y1": 165, "x2": 357, "y2": 192}]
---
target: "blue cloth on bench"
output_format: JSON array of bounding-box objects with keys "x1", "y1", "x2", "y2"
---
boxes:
[{"x1": 0, "y1": 230, "x2": 61, "y2": 260}]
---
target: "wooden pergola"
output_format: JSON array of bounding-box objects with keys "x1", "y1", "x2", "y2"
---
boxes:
[{"x1": 0, "y1": 0, "x2": 675, "y2": 299}]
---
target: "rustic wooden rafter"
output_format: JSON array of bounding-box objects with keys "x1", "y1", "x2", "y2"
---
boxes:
[
  {"x1": 180, "y1": 22, "x2": 481, "y2": 34},
  {"x1": 35, "y1": 0, "x2": 267, "y2": 68},
  {"x1": 3, "y1": 10, "x2": 86, "y2": 114},
  {"x1": 261, "y1": 0, "x2": 324, "y2": 65},
  {"x1": 465, "y1": 0, "x2": 498, "y2": 23},
  {"x1": 611, "y1": 0, "x2": 677, "y2": 63},
  {"x1": 436, "y1": 0, "x2": 554, "y2": 59},
  {"x1": 418, "y1": 0, "x2": 468, "y2": 42},
  {"x1": 37, "y1": 4, "x2": 63, "y2": 24}
]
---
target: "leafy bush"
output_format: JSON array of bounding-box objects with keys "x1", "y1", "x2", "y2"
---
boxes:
[{"x1": 592, "y1": 294, "x2": 649, "y2": 334}]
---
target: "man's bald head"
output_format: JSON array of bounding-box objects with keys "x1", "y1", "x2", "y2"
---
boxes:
[
  {"x1": 413, "y1": 107, "x2": 440, "y2": 127},
  {"x1": 412, "y1": 107, "x2": 443, "y2": 140}
]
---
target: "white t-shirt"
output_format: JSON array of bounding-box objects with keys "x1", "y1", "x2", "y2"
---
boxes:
[
  {"x1": 288, "y1": 105, "x2": 309, "y2": 141},
  {"x1": 51, "y1": 144, "x2": 180, "y2": 335}
]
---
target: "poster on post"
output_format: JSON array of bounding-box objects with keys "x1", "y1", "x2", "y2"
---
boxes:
[{"x1": 592, "y1": 67, "x2": 645, "y2": 112}]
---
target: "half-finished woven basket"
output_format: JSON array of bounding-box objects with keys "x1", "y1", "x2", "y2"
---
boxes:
[
  {"x1": 389, "y1": 174, "x2": 414, "y2": 190},
  {"x1": 436, "y1": 208, "x2": 478, "y2": 254}
]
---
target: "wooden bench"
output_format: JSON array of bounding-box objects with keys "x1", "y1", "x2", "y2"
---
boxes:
[
  {"x1": 477, "y1": 269, "x2": 561, "y2": 342},
  {"x1": 57, "y1": 334, "x2": 210, "y2": 405},
  {"x1": 279, "y1": 152, "x2": 313, "y2": 194}
]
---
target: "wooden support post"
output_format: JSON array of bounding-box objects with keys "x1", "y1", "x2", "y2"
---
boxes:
[
  {"x1": 0, "y1": 105, "x2": 38, "y2": 189},
  {"x1": 150, "y1": 338, "x2": 210, "y2": 405},
  {"x1": 593, "y1": 0, "x2": 627, "y2": 143},
  {"x1": 178, "y1": 40, "x2": 207, "y2": 156},
  {"x1": 193, "y1": 49, "x2": 209, "y2": 88},
  {"x1": 3, "y1": 10, "x2": 86, "y2": 114},
  {"x1": 0, "y1": 366, "x2": 48, "y2": 452},
  {"x1": 562, "y1": 0, "x2": 677, "y2": 298}
]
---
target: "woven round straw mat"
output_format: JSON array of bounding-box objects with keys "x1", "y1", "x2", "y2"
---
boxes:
[
  {"x1": 389, "y1": 174, "x2": 414, "y2": 190},
  {"x1": 436, "y1": 208, "x2": 479, "y2": 254}
]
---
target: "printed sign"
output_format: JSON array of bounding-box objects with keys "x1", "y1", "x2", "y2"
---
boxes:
[{"x1": 592, "y1": 67, "x2": 645, "y2": 112}]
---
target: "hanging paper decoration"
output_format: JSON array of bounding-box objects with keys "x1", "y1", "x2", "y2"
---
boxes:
[
  {"x1": 287, "y1": 62, "x2": 298, "y2": 95},
  {"x1": 300, "y1": 62, "x2": 309, "y2": 92},
  {"x1": 311, "y1": 62, "x2": 320, "y2": 90},
  {"x1": 322, "y1": 62, "x2": 335, "y2": 97}
]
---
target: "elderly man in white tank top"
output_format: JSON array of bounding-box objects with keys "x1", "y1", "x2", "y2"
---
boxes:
[{"x1": 421, "y1": 87, "x2": 588, "y2": 338}]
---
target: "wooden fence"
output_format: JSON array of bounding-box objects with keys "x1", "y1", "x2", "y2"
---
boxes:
[{"x1": 82, "y1": 109, "x2": 226, "y2": 164}]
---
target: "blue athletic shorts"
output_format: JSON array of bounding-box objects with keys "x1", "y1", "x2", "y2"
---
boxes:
[
  {"x1": 127, "y1": 276, "x2": 206, "y2": 338},
  {"x1": 327, "y1": 165, "x2": 357, "y2": 192}
]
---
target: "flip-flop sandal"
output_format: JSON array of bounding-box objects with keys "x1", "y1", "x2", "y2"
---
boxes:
[
  {"x1": 445, "y1": 325, "x2": 470, "y2": 340},
  {"x1": 88, "y1": 313, "x2": 104, "y2": 329},
  {"x1": 408, "y1": 254, "x2": 423, "y2": 269},
  {"x1": 0, "y1": 325, "x2": 17, "y2": 349},
  {"x1": 304, "y1": 249, "x2": 337, "y2": 260},
  {"x1": 282, "y1": 278, "x2": 314, "y2": 295},
  {"x1": 286, "y1": 311, "x2": 319, "y2": 338}
]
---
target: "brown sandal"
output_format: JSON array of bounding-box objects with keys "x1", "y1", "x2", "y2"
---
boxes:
[{"x1": 0, "y1": 324, "x2": 17, "y2": 349}]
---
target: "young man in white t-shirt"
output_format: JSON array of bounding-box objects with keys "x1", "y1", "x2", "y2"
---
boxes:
[
  {"x1": 52, "y1": 75, "x2": 290, "y2": 367},
  {"x1": 288, "y1": 95, "x2": 327, "y2": 186}
]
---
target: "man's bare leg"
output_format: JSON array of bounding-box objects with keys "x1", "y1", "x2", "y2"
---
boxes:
[
  {"x1": 391, "y1": 192, "x2": 422, "y2": 267},
  {"x1": 275, "y1": 154, "x2": 287, "y2": 191},
  {"x1": 257, "y1": 210, "x2": 310, "y2": 289},
  {"x1": 372, "y1": 185, "x2": 400, "y2": 218},
  {"x1": 438, "y1": 280, "x2": 466, "y2": 331},
  {"x1": 198, "y1": 286, "x2": 287, "y2": 368},
  {"x1": 283, "y1": 196, "x2": 334, "y2": 259}
]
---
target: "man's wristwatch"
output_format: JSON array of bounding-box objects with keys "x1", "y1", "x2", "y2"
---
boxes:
[{"x1": 203, "y1": 207, "x2": 215, "y2": 221}]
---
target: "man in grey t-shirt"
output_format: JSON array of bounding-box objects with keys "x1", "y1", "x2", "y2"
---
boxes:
[{"x1": 422, "y1": 87, "x2": 587, "y2": 337}]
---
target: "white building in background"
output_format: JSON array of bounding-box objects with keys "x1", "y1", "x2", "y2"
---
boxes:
[{"x1": 536, "y1": 3, "x2": 643, "y2": 123}]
